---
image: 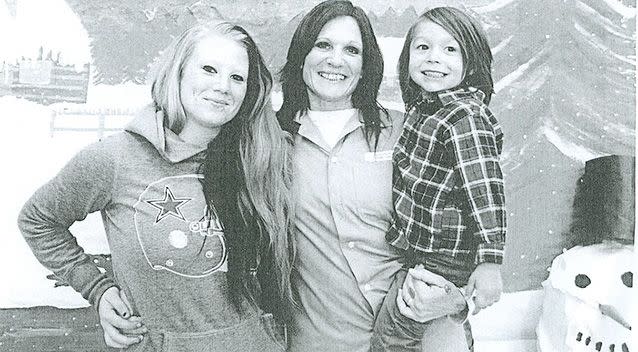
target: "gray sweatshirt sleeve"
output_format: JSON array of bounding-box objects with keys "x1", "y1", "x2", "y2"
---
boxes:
[{"x1": 17, "y1": 142, "x2": 117, "y2": 307}]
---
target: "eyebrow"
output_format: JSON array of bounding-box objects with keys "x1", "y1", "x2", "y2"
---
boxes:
[
  {"x1": 412, "y1": 36, "x2": 458, "y2": 45},
  {"x1": 315, "y1": 37, "x2": 363, "y2": 46},
  {"x1": 198, "y1": 60, "x2": 248, "y2": 76}
]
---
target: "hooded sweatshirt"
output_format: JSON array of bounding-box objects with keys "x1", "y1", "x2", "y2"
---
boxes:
[{"x1": 18, "y1": 106, "x2": 285, "y2": 352}]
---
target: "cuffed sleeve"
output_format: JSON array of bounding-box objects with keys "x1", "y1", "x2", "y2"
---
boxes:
[{"x1": 476, "y1": 242, "x2": 505, "y2": 264}]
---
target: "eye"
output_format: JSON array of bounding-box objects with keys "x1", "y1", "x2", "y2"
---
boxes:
[
  {"x1": 445, "y1": 46, "x2": 458, "y2": 53},
  {"x1": 574, "y1": 274, "x2": 591, "y2": 288},
  {"x1": 415, "y1": 44, "x2": 429, "y2": 51},
  {"x1": 230, "y1": 74, "x2": 245, "y2": 83},
  {"x1": 202, "y1": 65, "x2": 216, "y2": 73},
  {"x1": 314, "y1": 41, "x2": 331, "y2": 50},
  {"x1": 621, "y1": 271, "x2": 632, "y2": 288},
  {"x1": 345, "y1": 46, "x2": 361, "y2": 55}
]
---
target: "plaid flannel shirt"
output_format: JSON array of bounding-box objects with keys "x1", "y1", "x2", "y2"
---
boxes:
[{"x1": 387, "y1": 87, "x2": 506, "y2": 265}]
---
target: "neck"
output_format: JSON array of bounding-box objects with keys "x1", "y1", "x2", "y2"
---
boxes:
[
  {"x1": 178, "y1": 121, "x2": 220, "y2": 147},
  {"x1": 307, "y1": 93, "x2": 353, "y2": 111}
]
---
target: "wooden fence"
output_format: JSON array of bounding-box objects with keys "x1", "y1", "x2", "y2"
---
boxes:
[{"x1": 50, "y1": 106, "x2": 138, "y2": 139}]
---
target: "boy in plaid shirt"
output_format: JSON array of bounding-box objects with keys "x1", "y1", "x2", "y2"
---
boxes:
[{"x1": 372, "y1": 7, "x2": 506, "y2": 351}]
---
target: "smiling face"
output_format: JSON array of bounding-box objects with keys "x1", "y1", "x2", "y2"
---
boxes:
[
  {"x1": 408, "y1": 19, "x2": 464, "y2": 94},
  {"x1": 179, "y1": 33, "x2": 248, "y2": 144},
  {"x1": 302, "y1": 16, "x2": 363, "y2": 111}
]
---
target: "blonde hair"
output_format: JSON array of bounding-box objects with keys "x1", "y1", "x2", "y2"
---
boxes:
[
  {"x1": 151, "y1": 21, "x2": 295, "y2": 310},
  {"x1": 151, "y1": 21, "x2": 247, "y2": 133}
]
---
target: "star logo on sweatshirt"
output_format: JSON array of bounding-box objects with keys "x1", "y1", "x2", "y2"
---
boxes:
[{"x1": 146, "y1": 187, "x2": 192, "y2": 223}]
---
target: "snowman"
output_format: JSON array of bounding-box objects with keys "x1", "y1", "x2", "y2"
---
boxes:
[{"x1": 537, "y1": 242, "x2": 633, "y2": 351}]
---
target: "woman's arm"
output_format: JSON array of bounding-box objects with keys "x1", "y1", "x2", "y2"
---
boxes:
[
  {"x1": 399, "y1": 266, "x2": 468, "y2": 322},
  {"x1": 17, "y1": 142, "x2": 146, "y2": 347},
  {"x1": 371, "y1": 268, "x2": 468, "y2": 352},
  {"x1": 17, "y1": 142, "x2": 117, "y2": 305}
]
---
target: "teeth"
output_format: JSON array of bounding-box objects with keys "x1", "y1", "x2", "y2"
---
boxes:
[
  {"x1": 318, "y1": 72, "x2": 346, "y2": 81},
  {"x1": 422, "y1": 71, "x2": 445, "y2": 78}
]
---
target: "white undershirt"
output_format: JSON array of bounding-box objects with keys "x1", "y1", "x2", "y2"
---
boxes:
[{"x1": 307, "y1": 108, "x2": 357, "y2": 149}]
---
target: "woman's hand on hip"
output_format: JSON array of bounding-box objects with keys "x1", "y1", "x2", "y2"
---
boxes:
[
  {"x1": 98, "y1": 286, "x2": 147, "y2": 348},
  {"x1": 397, "y1": 265, "x2": 467, "y2": 323}
]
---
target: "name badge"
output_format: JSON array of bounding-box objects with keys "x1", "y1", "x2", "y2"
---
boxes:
[{"x1": 364, "y1": 150, "x2": 393, "y2": 162}]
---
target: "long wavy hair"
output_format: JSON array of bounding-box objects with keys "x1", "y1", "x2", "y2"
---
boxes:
[
  {"x1": 151, "y1": 21, "x2": 295, "y2": 313},
  {"x1": 277, "y1": 0, "x2": 387, "y2": 148},
  {"x1": 398, "y1": 7, "x2": 494, "y2": 113}
]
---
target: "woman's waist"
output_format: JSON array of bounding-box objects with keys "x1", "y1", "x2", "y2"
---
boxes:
[
  {"x1": 133, "y1": 309, "x2": 285, "y2": 352},
  {"x1": 120, "y1": 279, "x2": 255, "y2": 332},
  {"x1": 145, "y1": 307, "x2": 261, "y2": 335}
]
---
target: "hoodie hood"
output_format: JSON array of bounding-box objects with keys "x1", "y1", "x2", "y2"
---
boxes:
[{"x1": 125, "y1": 104, "x2": 207, "y2": 163}]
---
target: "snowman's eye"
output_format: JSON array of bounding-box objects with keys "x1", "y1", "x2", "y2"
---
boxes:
[
  {"x1": 575, "y1": 274, "x2": 591, "y2": 288},
  {"x1": 621, "y1": 271, "x2": 632, "y2": 288}
]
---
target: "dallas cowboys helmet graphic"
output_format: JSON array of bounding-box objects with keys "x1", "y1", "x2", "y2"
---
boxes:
[{"x1": 134, "y1": 175, "x2": 227, "y2": 278}]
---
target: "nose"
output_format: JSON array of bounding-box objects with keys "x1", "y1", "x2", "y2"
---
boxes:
[
  {"x1": 326, "y1": 49, "x2": 344, "y2": 66},
  {"x1": 425, "y1": 47, "x2": 441, "y2": 63},
  {"x1": 599, "y1": 303, "x2": 632, "y2": 330},
  {"x1": 213, "y1": 75, "x2": 231, "y2": 94}
]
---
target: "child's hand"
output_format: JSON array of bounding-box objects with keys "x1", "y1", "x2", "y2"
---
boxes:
[{"x1": 464, "y1": 263, "x2": 502, "y2": 315}]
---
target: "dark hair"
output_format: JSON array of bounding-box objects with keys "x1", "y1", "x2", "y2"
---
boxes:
[
  {"x1": 398, "y1": 7, "x2": 494, "y2": 112},
  {"x1": 278, "y1": 0, "x2": 387, "y2": 147}
]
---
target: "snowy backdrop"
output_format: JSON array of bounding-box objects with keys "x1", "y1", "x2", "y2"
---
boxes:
[{"x1": 0, "y1": 0, "x2": 635, "y2": 309}]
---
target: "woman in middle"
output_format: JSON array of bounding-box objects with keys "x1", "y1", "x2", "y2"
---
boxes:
[
  {"x1": 277, "y1": 1, "x2": 404, "y2": 351},
  {"x1": 278, "y1": 1, "x2": 472, "y2": 351}
]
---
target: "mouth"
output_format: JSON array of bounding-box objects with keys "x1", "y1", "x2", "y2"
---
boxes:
[
  {"x1": 574, "y1": 332, "x2": 630, "y2": 352},
  {"x1": 421, "y1": 70, "x2": 447, "y2": 79},
  {"x1": 203, "y1": 97, "x2": 230, "y2": 107},
  {"x1": 318, "y1": 71, "x2": 347, "y2": 82}
]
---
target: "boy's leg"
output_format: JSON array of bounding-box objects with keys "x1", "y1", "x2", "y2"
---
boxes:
[
  {"x1": 371, "y1": 270, "x2": 429, "y2": 352},
  {"x1": 420, "y1": 316, "x2": 469, "y2": 352},
  {"x1": 420, "y1": 252, "x2": 475, "y2": 351}
]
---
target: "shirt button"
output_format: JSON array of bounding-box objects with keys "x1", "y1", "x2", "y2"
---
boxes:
[
  {"x1": 347, "y1": 241, "x2": 355, "y2": 249},
  {"x1": 363, "y1": 283, "x2": 372, "y2": 292},
  {"x1": 331, "y1": 156, "x2": 339, "y2": 163}
]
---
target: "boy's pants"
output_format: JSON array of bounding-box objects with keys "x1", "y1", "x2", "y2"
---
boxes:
[{"x1": 370, "y1": 252, "x2": 475, "y2": 352}]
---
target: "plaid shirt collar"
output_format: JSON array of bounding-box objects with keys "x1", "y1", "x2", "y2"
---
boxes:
[
  {"x1": 436, "y1": 87, "x2": 486, "y2": 106},
  {"x1": 416, "y1": 87, "x2": 487, "y2": 114}
]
